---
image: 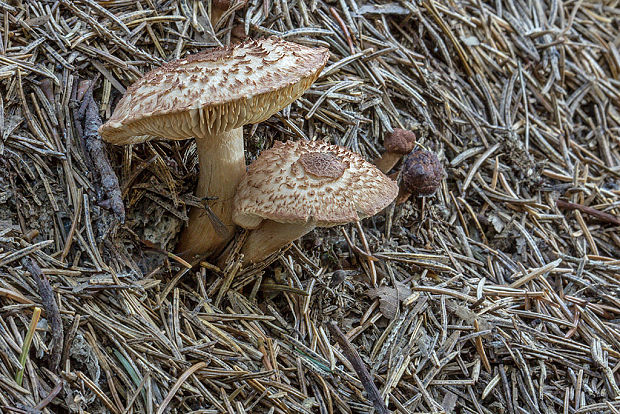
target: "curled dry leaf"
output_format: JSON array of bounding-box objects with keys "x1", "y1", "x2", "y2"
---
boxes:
[{"x1": 366, "y1": 282, "x2": 412, "y2": 319}]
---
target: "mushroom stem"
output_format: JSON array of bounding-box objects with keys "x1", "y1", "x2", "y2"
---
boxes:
[
  {"x1": 373, "y1": 152, "x2": 402, "y2": 174},
  {"x1": 239, "y1": 221, "x2": 315, "y2": 265},
  {"x1": 177, "y1": 128, "x2": 246, "y2": 258}
]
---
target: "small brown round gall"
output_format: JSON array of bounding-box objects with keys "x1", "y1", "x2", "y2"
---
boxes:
[{"x1": 401, "y1": 150, "x2": 443, "y2": 197}]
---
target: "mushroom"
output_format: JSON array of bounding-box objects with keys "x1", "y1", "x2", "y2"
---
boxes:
[
  {"x1": 373, "y1": 128, "x2": 416, "y2": 173},
  {"x1": 397, "y1": 149, "x2": 444, "y2": 203},
  {"x1": 99, "y1": 37, "x2": 329, "y2": 258},
  {"x1": 230, "y1": 140, "x2": 398, "y2": 264}
]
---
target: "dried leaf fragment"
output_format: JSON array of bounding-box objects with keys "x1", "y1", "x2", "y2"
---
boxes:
[{"x1": 366, "y1": 282, "x2": 412, "y2": 319}]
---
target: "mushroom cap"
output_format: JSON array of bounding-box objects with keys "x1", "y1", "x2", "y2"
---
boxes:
[
  {"x1": 100, "y1": 37, "x2": 329, "y2": 145},
  {"x1": 401, "y1": 150, "x2": 444, "y2": 196},
  {"x1": 233, "y1": 140, "x2": 399, "y2": 229},
  {"x1": 384, "y1": 128, "x2": 416, "y2": 154}
]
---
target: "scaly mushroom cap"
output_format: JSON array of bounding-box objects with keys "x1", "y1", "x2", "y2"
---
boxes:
[
  {"x1": 233, "y1": 140, "x2": 399, "y2": 229},
  {"x1": 100, "y1": 37, "x2": 329, "y2": 144},
  {"x1": 384, "y1": 128, "x2": 416, "y2": 154}
]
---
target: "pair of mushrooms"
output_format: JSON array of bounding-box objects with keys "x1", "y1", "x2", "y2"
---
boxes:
[
  {"x1": 99, "y1": 37, "x2": 398, "y2": 264},
  {"x1": 374, "y1": 128, "x2": 444, "y2": 202}
]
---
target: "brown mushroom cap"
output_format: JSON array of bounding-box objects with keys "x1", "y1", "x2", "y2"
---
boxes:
[
  {"x1": 100, "y1": 37, "x2": 329, "y2": 144},
  {"x1": 384, "y1": 128, "x2": 416, "y2": 154},
  {"x1": 233, "y1": 140, "x2": 399, "y2": 229}
]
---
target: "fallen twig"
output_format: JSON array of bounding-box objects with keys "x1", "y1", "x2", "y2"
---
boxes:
[
  {"x1": 327, "y1": 322, "x2": 389, "y2": 414},
  {"x1": 34, "y1": 381, "x2": 63, "y2": 411},
  {"x1": 22, "y1": 258, "x2": 63, "y2": 371},
  {"x1": 556, "y1": 199, "x2": 620, "y2": 226},
  {"x1": 78, "y1": 82, "x2": 125, "y2": 223}
]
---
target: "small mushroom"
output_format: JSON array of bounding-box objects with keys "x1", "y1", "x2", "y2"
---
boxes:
[
  {"x1": 397, "y1": 149, "x2": 444, "y2": 203},
  {"x1": 230, "y1": 140, "x2": 398, "y2": 264},
  {"x1": 99, "y1": 37, "x2": 329, "y2": 258},
  {"x1": 373, "y1": 128, "x2": 416, "y2": 173}
]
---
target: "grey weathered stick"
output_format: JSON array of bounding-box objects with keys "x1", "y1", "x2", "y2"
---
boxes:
[
  {"x1": 327, "y1": 322, "x2": 389, "y2": 414},
  {"x1": 22, "y1": 257, "x2": 63, "y2": 371},
  {"x1": 80, "y1": 89, "x2": 125, "y2": 223}
]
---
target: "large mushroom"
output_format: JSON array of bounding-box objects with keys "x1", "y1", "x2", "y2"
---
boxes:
[
  {"x1": 99, "y1": 37, "x2": 329, "y2": 258},
  {"x1": 230, "y1": 140, "x2": 398, "y2": 264}
]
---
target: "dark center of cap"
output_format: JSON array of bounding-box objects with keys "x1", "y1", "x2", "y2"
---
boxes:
[{"x1": 299, "y1": 152, "x2": 347, "y2": 179}]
